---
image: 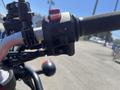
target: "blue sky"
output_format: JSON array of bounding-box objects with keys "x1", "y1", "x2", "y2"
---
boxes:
[{"x1": 0, "y1": 0, "x2": 120, "y2": 39}]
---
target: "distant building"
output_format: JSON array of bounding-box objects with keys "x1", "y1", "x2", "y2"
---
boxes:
[
  {"x1": 0, "y1": 23, "x2": 4, "y2": 32},
  {"x1": 32, "y1": 13, "x2": 43, "y2": 27},
  {"x1": 0, "y1": 13, "x2": 4, "y2": 32},
  {"x1": 0, "y1": 23, "x2": 5, "y2": 39}
]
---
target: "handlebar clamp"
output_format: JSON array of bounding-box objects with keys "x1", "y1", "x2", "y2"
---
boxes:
[{"x1": 22, "y1": 26, "x2": 38, "y2": 48}]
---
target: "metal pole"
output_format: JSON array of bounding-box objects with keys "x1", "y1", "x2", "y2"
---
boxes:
[
  {"x1": 1, "y1": 0, "x2": 6, "y2": 8},
  {"x1": 114, "y1": 0, "x2": 119, "y2": 11},
  {"x1": 92, "y1": 0, "x2": 99, "y2": 15},
  {"x1": 48, "y1": 0, "x2": 55, "y2": 10},
  {"x1": 49, "y1": 4, "x2": 52, "y2": 10}
]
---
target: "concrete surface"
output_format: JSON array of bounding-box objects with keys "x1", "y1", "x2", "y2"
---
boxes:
[{"x1": 16, "y1": 41, "x2": 120, "y2": 90}]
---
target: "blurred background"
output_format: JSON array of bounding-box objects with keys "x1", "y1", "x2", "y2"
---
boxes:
[{"x1": 0, "y1": 0, "x2": 120, "y2": 45}]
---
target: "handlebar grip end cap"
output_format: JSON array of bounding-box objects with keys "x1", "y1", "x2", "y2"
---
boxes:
[{"x1": 42, "y1": 60, "x2": 56, "y2": 77}]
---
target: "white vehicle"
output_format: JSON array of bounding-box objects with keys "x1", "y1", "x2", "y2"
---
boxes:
[
  {"x1": 89, "y1": 36, "x2": 105, "y2": 44},
  {"x1": 89, "y1": 36, "x2": 98, "y2": 42},
  {"x1": 97, "y1": 39, "x2": 105, "y2": 44}
]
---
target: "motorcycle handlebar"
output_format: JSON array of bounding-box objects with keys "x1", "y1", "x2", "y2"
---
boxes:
[
  {"x1": 0, "y1": 27, "x2": 43, "y2": 62},
  {"x1": 1, "y1": 11, "x2": 120, "y2": 62},
  {"x1": 79, "y1": 11, "x2": 120, "y2": 35},
  {"x1": 41, "y1": 11, "x2": 120, "y2": 56}
]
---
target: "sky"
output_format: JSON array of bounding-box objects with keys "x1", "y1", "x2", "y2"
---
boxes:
[{"x1": 0, "y1": 0, "x2": 120, "y2": 39}]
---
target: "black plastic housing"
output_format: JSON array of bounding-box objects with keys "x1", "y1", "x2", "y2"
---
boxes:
[{"x1": 42, "y1": 14, "x2": 77, "y2": 56}]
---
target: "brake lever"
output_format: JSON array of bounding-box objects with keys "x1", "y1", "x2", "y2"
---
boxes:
[{"x1": 3, "y1": 51, "x2": 46, "y2": 66}]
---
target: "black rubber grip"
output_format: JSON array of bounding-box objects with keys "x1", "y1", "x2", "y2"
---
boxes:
[{"x1": 79, "y1": 11, "x2": 120, "y2": 35}]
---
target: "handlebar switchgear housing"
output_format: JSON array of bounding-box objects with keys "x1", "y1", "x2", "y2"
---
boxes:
[{"x1": 42, "y1": 10, "x2": 80, "y2": 56}]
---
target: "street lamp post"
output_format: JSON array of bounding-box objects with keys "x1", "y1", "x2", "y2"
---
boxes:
[
  {"x1": 114, "y1": 0, "x2": 119, "y2": 11},
  {"x1": 92, "y1": 0, "x2": 99, "y2": 15},
  {"x1": 47, "y1": 0, "x2": 55, "y2": 10}
]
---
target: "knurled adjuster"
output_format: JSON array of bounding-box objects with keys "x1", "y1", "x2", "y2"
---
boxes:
[{"x1": 22, "y1": 26, "x2": 38, "y2": 48}]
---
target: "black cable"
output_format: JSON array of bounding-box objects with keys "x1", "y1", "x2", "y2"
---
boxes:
[
  {"x1": 114, "y1": 0, "x2": 119, "y2": 11},
  {"x1": 25, "y1": 66, "x2": 44, "y2": 90},
  {"x1": 92, "y1": 0, "x2": 99, "y2": 15}
]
